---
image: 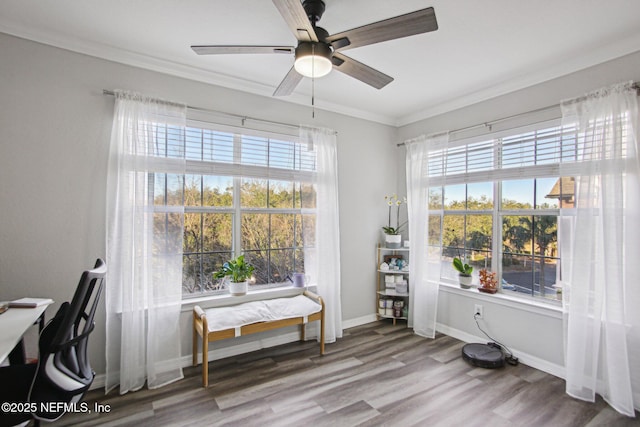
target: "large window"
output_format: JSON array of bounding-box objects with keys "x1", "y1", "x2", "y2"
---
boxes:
[
  {"x1": 149, "y1": 123, "x2": 317, "y2": 296},
  {"x1": 427, "y1": 122, "x2": 578, "y2": 301}
]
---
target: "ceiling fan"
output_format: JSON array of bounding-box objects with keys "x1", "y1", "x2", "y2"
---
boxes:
[{"x1": 191, "y1": 0, "x2": 438, "y2": 96}]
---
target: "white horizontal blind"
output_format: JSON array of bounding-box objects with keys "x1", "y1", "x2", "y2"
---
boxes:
[
  {"x1": 138, "y1": 122, "x2": 317, "y2": 181},
  {"x1": 426, "y1": 118, "x2": 630, "y2": 186},
  {"x1": 149, "y1": 122, "x2": 186, "y2": 158},
  {"x1": 501, "y1": 125, "x2": 571, "y2": 168},
  {"x1": 185, "y1": 127, "x2": 233, "y2": 164}
]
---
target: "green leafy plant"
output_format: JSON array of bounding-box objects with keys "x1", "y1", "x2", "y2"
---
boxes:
[
  {"x1": 382, "y1": 223, "x2": 406, "y2": 235},
  {"x1": 214, "y1": 255, "x2": 255, "y2": 283},
  {"x1": 453, "y1": 257, "x2": 473, "y2": 276}
]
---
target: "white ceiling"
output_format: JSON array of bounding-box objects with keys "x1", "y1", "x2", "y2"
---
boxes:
[{"x1": 1, "y1": 0, "x2": 639, "y2": 126}]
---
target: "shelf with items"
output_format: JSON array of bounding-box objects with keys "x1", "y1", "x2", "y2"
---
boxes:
[
  {"x1": 377, "y1": 289, "x2": 409, "y2": 297},
  {"x1": 376, "y1": 244, "x2": 410, "y2": 325},
  {"x1": 377, "y1": 295, "x2": 409, "y2": 322}
]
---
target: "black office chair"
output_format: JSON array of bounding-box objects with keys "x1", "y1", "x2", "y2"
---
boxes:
[{"x1": 0, "y1": 258, "x2": 106, "y2": 426}]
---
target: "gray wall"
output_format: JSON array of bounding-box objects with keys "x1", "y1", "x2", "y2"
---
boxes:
[
  {"x1": 0, "y1": 32, "x2": 397, "y2": 376},
  {"x1": 395, "y1": 50, "x2": 640, "y2": 374}
]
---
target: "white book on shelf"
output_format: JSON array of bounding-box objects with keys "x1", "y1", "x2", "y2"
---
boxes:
[{"x1": 9, "y1": 297, "x2": 53, "y2": 308}]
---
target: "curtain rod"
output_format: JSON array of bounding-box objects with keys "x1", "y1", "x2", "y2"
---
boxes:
[
  {"x1": 102, "y1": 89, "x2": 335, "y2": 134},
  {"x1": 396, "y1": 81, "x2": 640, "y2": 147}
]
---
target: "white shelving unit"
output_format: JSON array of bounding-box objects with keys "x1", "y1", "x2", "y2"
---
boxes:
[{"x1": 376, "y1": 244, "x2": 410, "y2": 325}]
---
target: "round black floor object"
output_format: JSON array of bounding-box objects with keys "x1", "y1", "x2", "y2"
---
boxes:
[{"x1": 462, "y1": 343, "x2": 505, "y2": 368}]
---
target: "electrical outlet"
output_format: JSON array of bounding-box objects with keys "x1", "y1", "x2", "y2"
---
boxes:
[{"x1": 474, "y1": 304, "x2": 483, "y2": 319}]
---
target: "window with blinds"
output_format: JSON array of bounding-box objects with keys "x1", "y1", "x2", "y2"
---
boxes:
[
  {"x1": 147, "y1": 121, "x2": 317, "y2": 296},
  {"x1": 427, "y1": 121, "x2": 573, "y2": 301},
  {"x1": 428, "y1": 114, "x2": 631, "y2": 186},
  {"x1": 428, "y1": 114, "x2": 632, "y2": 300}
]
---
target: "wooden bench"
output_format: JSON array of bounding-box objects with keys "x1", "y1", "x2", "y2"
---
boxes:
[{"x1": 192, "y1": 290, "x2": 325, "y2": 387}]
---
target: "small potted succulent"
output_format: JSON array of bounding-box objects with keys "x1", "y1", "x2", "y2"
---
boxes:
[
  {"x1": 453, "y1": 256, "x2": 473, "y2": 289},
  {"x1": 478, "y1": 268, "x2": 498, "y2": 294},
  {"x1": 214, "y1": 254, "x2": 255, "y2": 296}
]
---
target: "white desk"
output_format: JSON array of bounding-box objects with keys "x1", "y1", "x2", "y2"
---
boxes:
[{"x1": 0, "y1": 303, "x2": 52, "y2": 363}]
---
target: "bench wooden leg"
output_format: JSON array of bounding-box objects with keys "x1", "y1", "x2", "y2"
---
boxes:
[
  {"x1": 300, "y1": 324, "x2": 306, "y2": 342},
  {"x1": 320, "y1": 311, "x2": 325, "y2": 355},
  {"x1": 192, "y1": 322, "x2": 198, "y2": 367},
  {"x1": 202, "y1": 330, "x2": 209, "y2": 387}
]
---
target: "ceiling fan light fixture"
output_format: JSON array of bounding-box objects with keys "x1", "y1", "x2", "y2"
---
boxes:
[{"x1": 294, "y1": 42, "x2": 332, "y2": 78}]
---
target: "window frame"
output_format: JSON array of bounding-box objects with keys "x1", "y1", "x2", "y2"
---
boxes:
[
  {"x1": 148, "y1": 119, "x2": 317, "y2": 299},
  {"x1": 427, "y1": 119, "x2": 573, "y2": 304}
]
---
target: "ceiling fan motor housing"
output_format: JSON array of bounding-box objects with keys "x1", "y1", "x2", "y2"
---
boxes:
[
  {"x1": 295, "y1": 41, "x2": 331, "y2": 60},
  {"x1": 302, "y1": 0, "x2": 326, "y2": 23}
]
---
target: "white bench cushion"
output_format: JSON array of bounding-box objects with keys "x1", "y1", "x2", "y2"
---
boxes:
[{"x1": 204, "y1": 294, "x2": 322, "y2": 333}]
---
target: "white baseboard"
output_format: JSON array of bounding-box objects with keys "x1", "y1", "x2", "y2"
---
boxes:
[
  {"x1": 436, "y1": 322, "x2": 566, "y2": 379},
  {"x1": 91, "y1": 373, "x2": 105, "y2": 391},
  {"x1": 196, "y1": 330, "x2": 304, "y2": 365},
  {"x1": 342, "y1": 314, "x2": 377, "y2": 330},
  {"x1": 92, "y1": 318, "x2": 565, "y2": 392},
  {"x1": 91, "y1": 329, "x2": 312, "y2": 391}
]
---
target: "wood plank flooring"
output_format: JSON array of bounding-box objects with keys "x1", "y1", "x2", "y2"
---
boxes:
[{"x1": 53, "y1": 321, "x2": 639, "y2": 426}]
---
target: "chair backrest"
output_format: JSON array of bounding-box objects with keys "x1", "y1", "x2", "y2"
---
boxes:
[{"x1": 29, "y1": 258, "x2": 106, "y2": 422}]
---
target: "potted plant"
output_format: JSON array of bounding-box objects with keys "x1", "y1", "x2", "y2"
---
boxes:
[
  {"x1": 214, "y1": 254, "x2": 255, "y2": 296},
  {"x1": 382, "y1": 194, "x2": 407, "y2": 248},
  {"x1": 453, "y1": 256, "x2": 473, "y2": 289}
]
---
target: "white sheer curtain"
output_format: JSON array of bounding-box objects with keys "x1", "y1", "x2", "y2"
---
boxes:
[
  {"x1": 106, "y1": 90, "x2": 186, "y2": 394},
  {"x1": 405, "y1": 132, "x2": 449, "y2": 338},
  {"x1": 300, "y1": 126, "x2": 342, "y2": 343},
  {"x1": 560, "y1": 81, "x2": 640, "y2": 416}
]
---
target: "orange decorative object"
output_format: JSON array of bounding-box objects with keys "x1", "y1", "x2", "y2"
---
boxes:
[{"x1": 479, "y1": 269, "x2": 498, "y2": 294}]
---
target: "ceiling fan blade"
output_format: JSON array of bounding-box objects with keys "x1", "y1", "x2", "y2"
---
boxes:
[
  {"x1": 331, "y1": 52, "x2": 393, "y2": 89},
  {"x1": 191, "y1": 45, "x2": 295, "y2": 55},
  {"x1": 327, "y1": 7, "x2": 438, "y2": 51},
  {"x1": 272, "y1": 0, "x2": 318, "y2": 42},
  {"x1": 273, "y1": 66, "x2": 304, "y2": 96}
]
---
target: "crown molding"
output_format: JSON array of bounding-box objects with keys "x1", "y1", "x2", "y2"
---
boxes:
[
  {"x1": 398, "y1": 32, "x2": 640, "y2": 127},
  {"x1": 2, "y1": 20, "x2": 639, "y2": 129},
  {"x1": 0, "y1": 22, "x2": 397, "y2": 126}
]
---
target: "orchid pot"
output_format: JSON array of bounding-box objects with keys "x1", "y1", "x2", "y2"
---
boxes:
[
  {"x1": 453, "y1": 257, "x2": 473, "y2": 289},
  {"x1": 458, "y1": 274, "x2": 473, "y2": 289},
  {"x1": 384, "y1": 234, "x2": 402, "y2": 248}
]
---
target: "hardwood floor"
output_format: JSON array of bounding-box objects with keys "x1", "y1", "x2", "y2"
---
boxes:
[{"x1": 54, "y1": 321, "x2": 639, "y2": 426}]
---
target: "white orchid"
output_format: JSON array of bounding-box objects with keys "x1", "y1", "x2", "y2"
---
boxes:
[{"x1": 383, "y1": 194, "x2": 407, "y2": 235}]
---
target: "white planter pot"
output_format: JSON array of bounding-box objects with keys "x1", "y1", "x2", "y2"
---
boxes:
[
  {"x1": 459, "y1": 274, "x2": 473, "y2": 289},
  {"x1": 229, "y1": 281, "x2": 248, "y2": 296},
  {"x1": 385, "y1": 234, "x2": 402, "y2": 248}
]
